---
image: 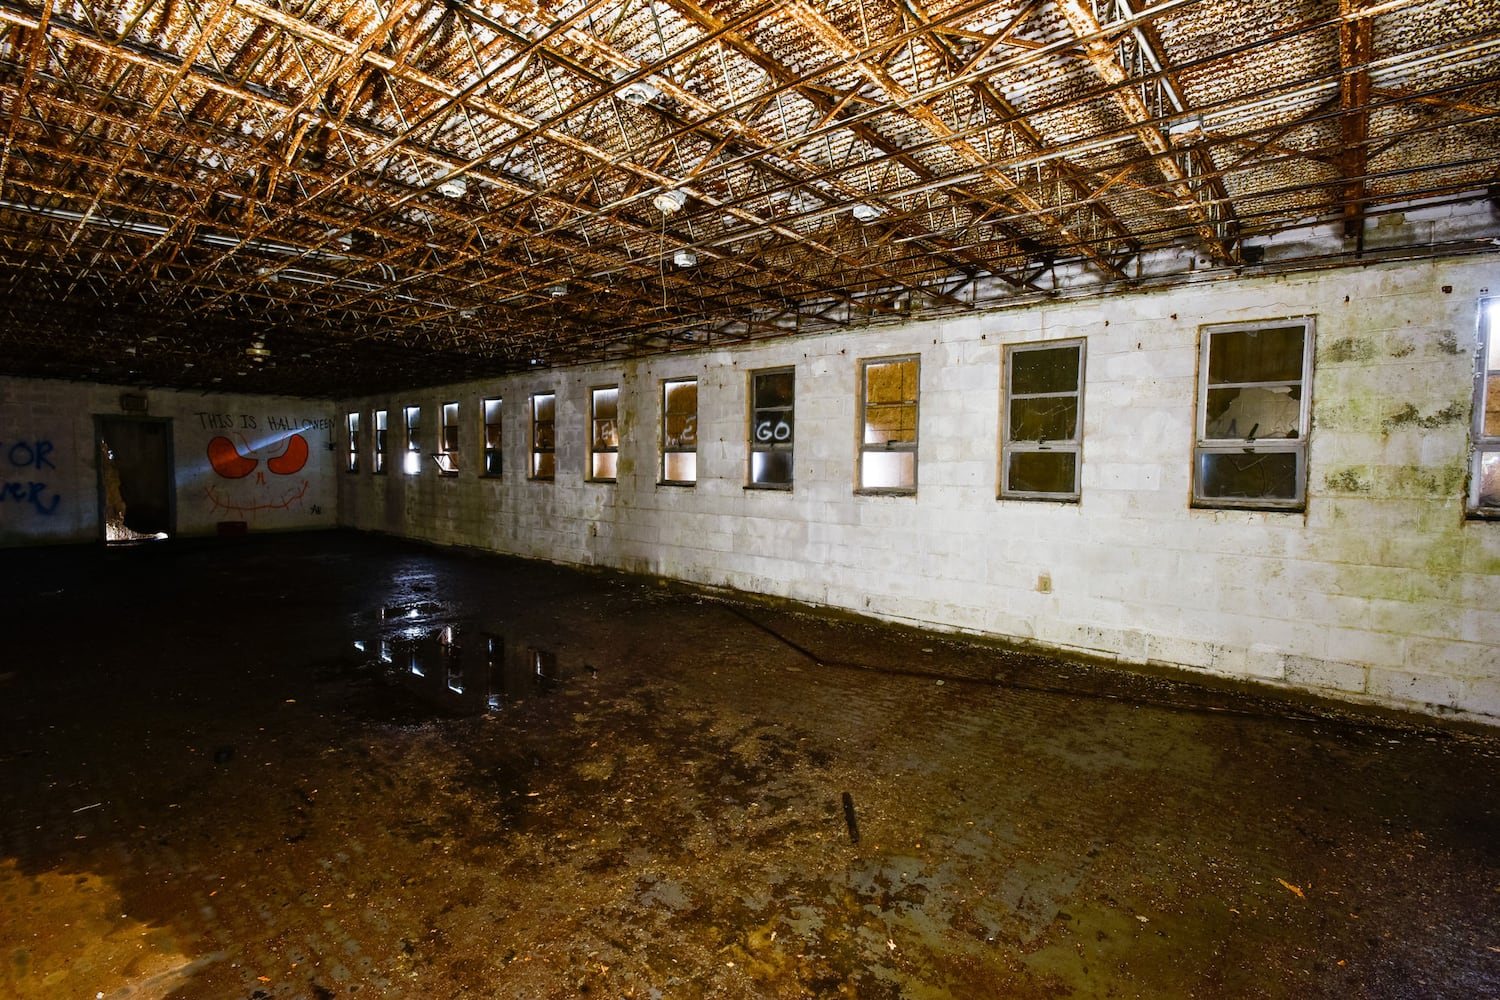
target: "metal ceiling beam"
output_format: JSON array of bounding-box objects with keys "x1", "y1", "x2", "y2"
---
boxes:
[
  {"x1": 1339, "y1": 0, "x2": 1374, "y2": 240},
  {"x1": 1053, "y1": 0, "x2": 1237, "y2": 263}
]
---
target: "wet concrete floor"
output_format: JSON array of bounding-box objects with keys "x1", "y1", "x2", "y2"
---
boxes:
[{"x1": 1, "y1": 531, "x2": 1497, "y2": 999}]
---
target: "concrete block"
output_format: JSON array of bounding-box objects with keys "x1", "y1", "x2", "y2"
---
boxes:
[
  {"x1": 1283, "y1": 654, "x2": 1368, "y2": 694},
  {"x1": 1366, "y1": 667, "x2": 1466, "y2": 710}
]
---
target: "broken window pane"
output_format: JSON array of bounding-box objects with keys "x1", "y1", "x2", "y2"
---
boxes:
[
  {"x1": 1195, "y1": 319, "x2": 1311, "y2": 509},
  {"x1": 1205, "y1": 386, "x2": 1302, "y2": 440}
]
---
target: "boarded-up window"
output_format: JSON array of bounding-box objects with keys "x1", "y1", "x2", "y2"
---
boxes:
[
  {"x1": 403, "y1": 405, "x2": 421, "y2": 476},
  {"x1": 1472, "y1": 299, "x2": 1500, "y2": 514},
  {"x1": 531, "y1": 392, "x2": 555, "y2": 480},
  {"x1": 1002, "y1": 340, "x2": 1084, "y2": 501},
  {"x1": 483, "y1": 397, "x2": 502, "y2": 476},
  {"x1": 435, "y1": 401, "x2": 459, "y2": 474},
  {"x1": 346, "y1": 412, "x2": 360, "y2": 473},
  {"x1": 373, "y1": 409, "x2": 388, "y2": 474},
  {"x1": 859, "y1": 356, "x2": 918, "y2": 493},
  {"x1": 1194, "y1": 318, "x2": 1313, "y2": 509},
  {"x1": 662, "y1": 378, "x2": 697, "y2": 484},
  {"x1": 591, "y1": 386, "x2": 619, "y2": 481}
]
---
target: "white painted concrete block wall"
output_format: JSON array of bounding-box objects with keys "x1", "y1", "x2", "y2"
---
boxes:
[
  {"x1": 1, "y1": 377, "x2": 337, "y2": 544},
  {"x1": 338, "y1": 257, "x2": 1500, "y2": 723}
]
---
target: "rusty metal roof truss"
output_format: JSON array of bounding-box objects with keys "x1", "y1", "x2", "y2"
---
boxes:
[{"x1": 0, "y1": 0, "x2": 1495, "y2": 395}]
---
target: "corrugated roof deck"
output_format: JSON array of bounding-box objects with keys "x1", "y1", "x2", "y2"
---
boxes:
[{"x1": 0, "y1": 0, "x2": 1495, "y2": 395}]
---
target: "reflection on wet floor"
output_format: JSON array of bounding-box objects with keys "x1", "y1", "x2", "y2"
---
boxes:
[
  {"x1": 4, "y1": 535, "x2": 1498, "y2": 1000},
  {"x1": 354, "y1": 614, "x2": 565, "y2": 716}
]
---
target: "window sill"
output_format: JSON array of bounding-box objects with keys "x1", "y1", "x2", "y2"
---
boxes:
[
  {"x1": 999, "y1": 493, "x2": 1079, "y2": 504},
  {"x1": 745, "y1": 482, "x2": 792, "y2": 492},
  {"x1": 657, "y1": 480, "x2": 696, "y2": 488},
  {"x1": 1190, "y1": 500, "x2": 1305, "y2": 515},
  {"x1": 854, "y1": 488, "x2": 916, "y2": 498}
]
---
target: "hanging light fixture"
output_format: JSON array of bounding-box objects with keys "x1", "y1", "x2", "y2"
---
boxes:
[
  {"x1": 245, "y1": 339, "x2": 271, "y2": 362},
  {"x1": 673, "y1": 249, "x2": 698, "y2": 267},
  {"x1": 652, "y1": 189, "x2": 687, "y2": 214},
  {"x1": 614, "y1": 69, "x2": 661, "y2": 105},
  {"x1": 850, "y1": 203, "x2": 883, "y2": 223}
]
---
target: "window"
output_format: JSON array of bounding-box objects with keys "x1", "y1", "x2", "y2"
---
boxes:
[
  {"x1": 1002, "y1": 340, "x2": 1084, "y2": 501},
  {"x1": 661, "y1": 378, "x2": 697, "y2": 484},
  {"x1": 858, "y1": 356, "x2": 919, "y2": 493},
  {"x1": 483, "y1": 397, "x2": 502, "y2": 476},
  {"x1": 403, "y1": 405, "x2": 422, "y2": 475},
  {"x1": 1194, "y1": 317, "x2": 1314, "y2": 509},
  {"x1": 749, "y1": 368, "x2": 794, "y2": 488},
  {"x1": 1472, "y1": 298, "x2": 1500, "y2": 515},
  {"x1": 434, "y1": 401, "x2": 459, "y2": 474},
  {"x1": 345, "y1": 412, "x2": 361, "y2": 473},
  {"x1": 530, "y1": 392, "x2": 555, "y2": 480},
  {"x1": 373, "y1": 409, "x2": 388, "y2": 474},
  {"x1": 590, "y1": 385, "x2": 620, "y2": 481}
]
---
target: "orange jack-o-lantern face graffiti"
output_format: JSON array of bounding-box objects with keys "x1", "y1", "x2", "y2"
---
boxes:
[
  {"x1": 207, "y1": 433, "x2": 309, "y2": 478},
  {"x1": 205, "y1": 433, "x2": 312, "y2": 515}
]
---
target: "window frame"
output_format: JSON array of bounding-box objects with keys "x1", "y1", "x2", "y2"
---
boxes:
[
  {"x1": 748, "y1": 367, "x2": 795, "y2": 490},
  {"x1": 434, "y1": 400, "x2": 460, "y2": 475},
  {"x1": 1470, "y1": 296, "x2": 1500, "y2": 517},
  {"x1": 373, "y1": 408, "x2": 388, "y2": 475},
  {"x1": 482, "y1": 397, "x2": 503, "y2": 477},
  {"x1": 403, "y1": 405, "x2": 422, "y2": 476},
  {"x1": 530, "y1": 391, "x2": 556, "y2": 481},
  {"x1": 1001, "y1": 339, "x2": 1085, "y2": 502},
  {"x1": 857, "y1": 355, "x2": 920, "y2": 495},
  {"x1": 345, "y1": 411, "x2": 361, "y2": 474},
  {"x1": 589, "y1": 384, "x2": 620, "y2": 483},
  {"x1": 1193, "y1": 316, "x2": 1315, "y2": 511},
  {"x1": 660, "y1": 377, "x2": 698, "y2": 486}
]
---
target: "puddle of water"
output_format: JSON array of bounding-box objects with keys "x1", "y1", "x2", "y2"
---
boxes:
[
  {"x1": 379, "y1": 601, "x2": 444, "y2": 622},
  {"x1": 352, "y1": 622, "x2": 565, "y2": 716}
]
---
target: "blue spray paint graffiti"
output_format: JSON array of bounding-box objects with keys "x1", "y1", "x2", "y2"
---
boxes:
[{"x1": 1, "y1": 438, "x2": 61, "y2": 515}]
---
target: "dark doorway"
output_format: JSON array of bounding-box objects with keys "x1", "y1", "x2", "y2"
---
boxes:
[{"x1": 96, "y1": 416, "x2": 174, "y2": 543}]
